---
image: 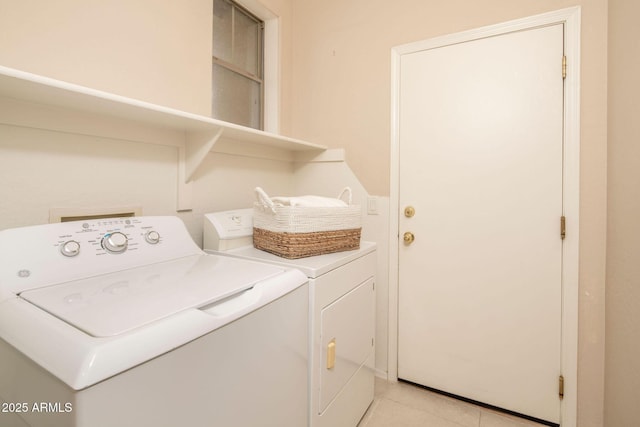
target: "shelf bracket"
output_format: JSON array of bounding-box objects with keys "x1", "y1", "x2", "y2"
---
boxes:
[
  {"x1": 185, "y1": 127, "x2": 225, "y2": 182},
  {"x1": 177, "y1": 127, "x2": 224, "y2": 211}
]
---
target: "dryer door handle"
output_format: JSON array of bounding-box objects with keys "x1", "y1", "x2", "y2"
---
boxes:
[{"x1": 327, "y1": 338, "x2": 336, "y2": 369}]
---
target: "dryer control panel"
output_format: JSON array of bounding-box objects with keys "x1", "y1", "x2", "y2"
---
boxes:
[{"x1": 203, "y1": 209, "x2": 254, "y2": 251}]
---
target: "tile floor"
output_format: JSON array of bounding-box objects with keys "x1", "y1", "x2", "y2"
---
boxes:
[{"x1": 358, "y1": 378, "x2": 550, "y2": 427}]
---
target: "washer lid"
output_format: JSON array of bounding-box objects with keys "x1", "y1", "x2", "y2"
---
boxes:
[{"x1": 19, "y1": 254, "x2": 284, "y2": 337}]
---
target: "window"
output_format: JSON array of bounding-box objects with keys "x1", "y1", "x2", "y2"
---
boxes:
[{"x1": 212, "y1": 0, "x2": 264, "y2": 130}]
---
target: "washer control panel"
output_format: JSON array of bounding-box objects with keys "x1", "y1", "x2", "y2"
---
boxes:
[
  {"x1": 55, "y1": 218, "x2": 163, "y2": 257},
  {"x1": 0, "y1": 216, "x2": 202, "y2": 295}
]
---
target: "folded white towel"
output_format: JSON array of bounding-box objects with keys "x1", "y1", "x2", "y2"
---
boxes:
[
  {"x1": 271, "y1": 195, "x2": 348, "y2": 208},
  {"x1": 255, "y1": 187, "x2": 352, "y2": 213}
]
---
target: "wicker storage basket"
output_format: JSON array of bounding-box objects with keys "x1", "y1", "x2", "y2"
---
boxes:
[{"x1": 253, "y1": 187, "x2": 362, "y2": 259}]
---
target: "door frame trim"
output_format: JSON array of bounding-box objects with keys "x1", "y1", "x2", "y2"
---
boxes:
[{"x1": 388, "y1": 7, "x2": 581, "y2": 426}]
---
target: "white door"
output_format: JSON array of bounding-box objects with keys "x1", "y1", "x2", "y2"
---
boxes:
[{"x1": 397, "y1": 24, "x2": 564, "y2": 423}]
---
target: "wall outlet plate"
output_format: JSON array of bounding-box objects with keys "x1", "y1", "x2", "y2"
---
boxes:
[{"x1": 367, "y1": 196, "x2": 379, "y2": 215}]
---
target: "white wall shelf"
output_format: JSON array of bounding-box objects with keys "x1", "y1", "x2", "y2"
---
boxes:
[{"x1": 0, "y1": 65, "x2": 327, "y2": 210}]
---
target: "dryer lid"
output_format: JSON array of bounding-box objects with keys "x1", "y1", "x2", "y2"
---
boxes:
[{"x1": 19, "y1": 254, "x2": 284, "y2": 337}]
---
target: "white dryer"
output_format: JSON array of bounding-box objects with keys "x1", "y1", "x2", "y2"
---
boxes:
[
  {"x1": 204, "y1": 209, "x2": 376, "y2": 427},
  {"x1": 0, "y1": 216, "x2": 308, "y2": 427}
]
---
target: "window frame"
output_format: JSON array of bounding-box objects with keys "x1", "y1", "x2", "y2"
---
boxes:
[
  {"x1": 222, "y1": 0, "x2": 280, "y2": 133},
  {"x1": 212, "y1": 0, "x2": 265, "y2": 130}
]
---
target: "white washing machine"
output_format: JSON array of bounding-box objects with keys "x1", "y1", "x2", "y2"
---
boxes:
[
  {"x1": 0, "y1": 216, "x2": 309, "y2": 427},
  {"x1": 204, "y1": 209, "x2": 376, "y2": 427}
]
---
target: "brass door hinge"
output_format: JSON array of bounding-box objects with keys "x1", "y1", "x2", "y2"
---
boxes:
[
  {"x1": 562, "y1": 56, "x2": 567, "y2": 79},
  {"x1": 561, "y1": 216, "x2": 566, "y2": 240},
  {"x1": 559, "y1": 375, "x2": 565, "y2": 399}
]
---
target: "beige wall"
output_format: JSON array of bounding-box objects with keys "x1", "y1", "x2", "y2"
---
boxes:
[
  {"x1": 0, "y1": 125, "x2": 296, "y2": 245},
  {"x1": 290, "y1": 1, "x2": 608, "y2": 426},
  {"x1": 0, "y1": 0, "x2": 621, "y2": 425},
  {"x1": 0, "y1": 0, "x2": 212, "y2": 116},
  {"x1": 0, "y1": 0, "x2": 296, "y2": 131},
  {"x1": 605, "y1": 0, "x2": 640, "y2": 425},
  {"x1": 0, "y1": 0, "x2": 300, "y2": 244}
]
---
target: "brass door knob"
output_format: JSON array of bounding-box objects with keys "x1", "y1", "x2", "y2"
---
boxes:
[
  {"x1": 404, "y1": 206, "x2": 415, "y2": 218},
  {"x1": 403, "y1": 232, "x2": 415, "y2": 244}
]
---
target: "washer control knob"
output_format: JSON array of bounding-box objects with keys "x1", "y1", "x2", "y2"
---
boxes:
[
  {"x1": 102, "y1": 232, "x2": 128, "y2": 254},
  {"x1": 145, "y1": 230, "x2": 160, "y2": 244},
  {"x1": 60, "y1": 240, "x2": 81, "y2": 257}
]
